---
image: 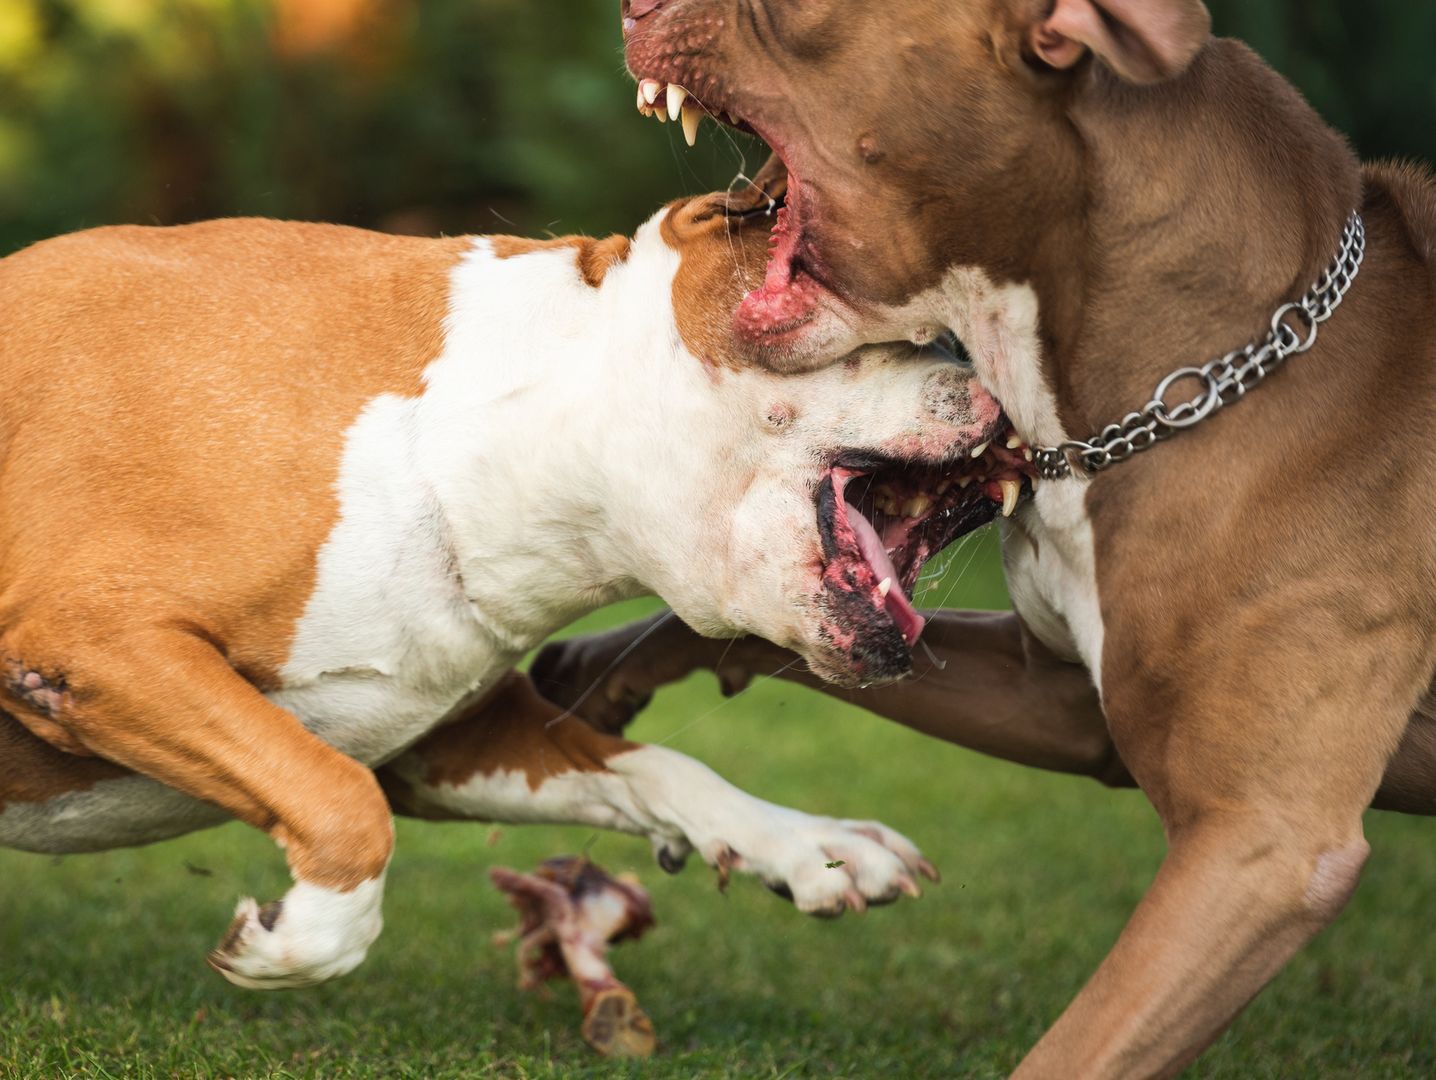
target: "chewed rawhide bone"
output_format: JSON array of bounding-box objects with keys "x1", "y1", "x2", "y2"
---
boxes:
[{"x1": 490, "y1": 856, "x2": 656, "y2": 1057}]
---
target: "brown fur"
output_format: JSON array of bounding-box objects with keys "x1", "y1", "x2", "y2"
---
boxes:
[
  {"x1": 379, "y1": 672, "x2": 639, "y2": 819},
  {"x1": 603, "y1": 2, "x2": 1436, "y2": 1073},
  {"x1": 0, "y1": 220, "x2": 453, "y2": 888},
  {"x1": 0, "y1": 709, "x2": 129, "y2": 815},
  {"x1": 490, "y1": 234, "x2": 634, "y2": 288},
  {"x1": 660, "y1": 196, "x2": 771, "y2": 370},
  {"x1": 412, "y1": 672, "x2": 635, "y2": 794}
]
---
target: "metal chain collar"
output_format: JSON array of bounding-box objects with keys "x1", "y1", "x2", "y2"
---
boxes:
[{"x1": 1034, "y1": 212, "x2": 1367, "y2": 480}]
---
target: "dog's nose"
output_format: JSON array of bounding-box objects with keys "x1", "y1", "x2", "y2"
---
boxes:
[{"x1": 923, "y1": 368, "x2": 999, "y2": 431}]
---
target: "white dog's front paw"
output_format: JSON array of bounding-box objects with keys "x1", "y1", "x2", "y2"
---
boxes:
[
  {"x1": 208, "y1": 877, "x2": 385, "y2": 990},
  {"x1": 682, "y1": 808, "x2": 939, "y2": 917}
]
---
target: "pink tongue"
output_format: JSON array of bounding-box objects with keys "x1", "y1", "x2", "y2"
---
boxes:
[{"x1": 845, "y1": 503, "x2": 926, "y2": 646}]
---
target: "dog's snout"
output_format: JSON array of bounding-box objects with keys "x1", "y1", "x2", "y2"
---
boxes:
[{"x1": 922, "y1": 368, "x2": 999, "y2": 431}]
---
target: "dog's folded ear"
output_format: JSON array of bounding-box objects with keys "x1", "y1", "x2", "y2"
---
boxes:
[
  {"x1": 723, "y1": 154, "x2": 789, "y2": 218},
  {"x1": 1029, "y1": 0, "x2": 1211, "y2": 85}
]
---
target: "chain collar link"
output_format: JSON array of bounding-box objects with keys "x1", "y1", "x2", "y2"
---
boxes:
[{"x1": 1034, "y1": 212, "x2": 1366, "y2": 480}]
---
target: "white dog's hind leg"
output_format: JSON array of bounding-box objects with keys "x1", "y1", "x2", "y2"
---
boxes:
[
  {"x1": 380, "y1": 672, "x2": 937, "y2": 916},
  {"x1": 0, "y1": 622, "x2": 396, "y2": 991}
]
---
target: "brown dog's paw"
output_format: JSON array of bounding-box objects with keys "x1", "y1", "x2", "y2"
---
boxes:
[{"x1": 582, "y1": 987, "x2": 656, "y2": 1058}]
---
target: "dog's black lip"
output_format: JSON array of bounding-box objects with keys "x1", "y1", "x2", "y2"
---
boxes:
[
  {"x1": 816, "y1": 474, "x2": 841, "y2": 561},
  {"x1": 829, "y1": 448, "x2": 967, "y2": 475}
]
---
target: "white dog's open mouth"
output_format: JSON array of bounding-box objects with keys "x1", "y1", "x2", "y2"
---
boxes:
[{"x1": 816, "y1": 427, "x2": 1036, "y2": 659}]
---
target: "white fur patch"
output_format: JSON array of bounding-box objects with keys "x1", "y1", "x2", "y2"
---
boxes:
[
  {"x1": 210, "y1": 875, "x2": 386, "y2": 990},
  {"x1": 0, "y1": 775, "x2": 226, "y2": 854},
  {"x1": 388, "y1": 742, "x2": 929, "y2": 915},
  {"x1": 873, "y1": 270, "x2": 1107, "y2": 689}
]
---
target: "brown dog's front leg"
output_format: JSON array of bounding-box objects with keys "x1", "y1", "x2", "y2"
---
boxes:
[
  {"x1": 532, "y1": 610, "x2": 1129, "y2": 784},
  {"x1": 1, "y1": 620, "x2": 394, "y2": 990},
  {"x1": 1010, "y1": 620, "x2": 1418, "y2": 1079}
]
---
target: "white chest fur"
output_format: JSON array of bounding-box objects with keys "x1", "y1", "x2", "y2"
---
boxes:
[{"x1": 885, "y1": 270, "x2": 1107, "y2": 692}]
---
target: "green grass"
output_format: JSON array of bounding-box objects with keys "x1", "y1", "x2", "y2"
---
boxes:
[{"x1": 3, "y1": 532, "x2": 1434, "y2": 1078}]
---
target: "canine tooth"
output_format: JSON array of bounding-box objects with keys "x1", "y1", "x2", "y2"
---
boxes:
[
  {"x1": 637, "y1": 85, "x2": 647, "y2": 112},
  {"x1": 667, "y1": 83, "x2": 689, "y2": 122},
  {"x1": 878, "y1": 578, "x2": 892, "y2": 599},
  {"x1": 905, "y1": 495, "x2": 933, "y2": 518},
  {"x1": 970, "y1": 441, "x2": 991, "y2": 459},
  {"x1": 1000, "y1": 480, "x2": 1021, "y2": 518},
  {"x1": 681, "y1": 101, "x2": 702, "y2": 146},
  {"x1": 642, "y1": 79, "x2": 662, "y2": 106},
  {"x1": 1006, "y1": 434, "x2": 1023, "y2": 450},
  {"x1": 1024, "y1": 448, "x2": 1034, "y2": 462}
]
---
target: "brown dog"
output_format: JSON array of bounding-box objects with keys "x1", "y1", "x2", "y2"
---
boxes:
[{"x1": 533, "y1": 1, "x2": 1436, "y2": 1075}]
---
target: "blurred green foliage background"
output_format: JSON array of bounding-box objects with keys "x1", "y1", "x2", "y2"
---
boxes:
[{"x1": 2, "y1": 0, "x2": 1434, "y2": 257}]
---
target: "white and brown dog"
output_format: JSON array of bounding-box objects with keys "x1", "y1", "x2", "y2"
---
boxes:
[{"x1": 0, "y1": 193, "x2": 1024, "y2": 1002}]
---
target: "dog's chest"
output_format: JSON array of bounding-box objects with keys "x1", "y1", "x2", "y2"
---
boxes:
[
  {"x1": 916, "y1": 271, "x2": 1107, "y2": 688},
  {"x1": 268, "y1": 394, "x2": 508, "y2": 765},
  {"x1": 1001, "y1": 490, "x2": 1106, "y2": 687}
]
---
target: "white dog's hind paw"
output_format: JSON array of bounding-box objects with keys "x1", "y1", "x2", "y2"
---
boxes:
[{"x1": 207, "y1": 877, "x2": 385, "y2": 990}]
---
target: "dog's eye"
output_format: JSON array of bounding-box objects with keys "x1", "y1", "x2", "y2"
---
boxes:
[{"x1": 932, "y1": 330, "x2": 973, "y2": 368}]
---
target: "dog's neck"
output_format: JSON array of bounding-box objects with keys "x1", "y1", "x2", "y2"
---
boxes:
[
  {"x1": 1026, "y1": 40, "x2": 1364, "y2": 442},
  {"x1": 408, "y1": 238, "x2": 743, "y2": 652}
]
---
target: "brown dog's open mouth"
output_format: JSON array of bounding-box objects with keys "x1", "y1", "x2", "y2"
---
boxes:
[
  {"x1": 629, "y1": 73, "x2": 827, "y2": 346},
  {"x1": 818, "y1": 427, "x2": 1036, "y2": 650}
]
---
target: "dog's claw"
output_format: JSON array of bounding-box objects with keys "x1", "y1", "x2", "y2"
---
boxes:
[
  {"x1": 917, "y1": 859, "x2": 941, "y2": 883},
  {"x1": 712, "y1": 845, "x2": 735, "y2": 892}
]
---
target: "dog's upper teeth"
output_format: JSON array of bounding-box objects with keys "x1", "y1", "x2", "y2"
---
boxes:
[
  {"x1": 999, "y1": 480, "x2": 1021, "y2": 518},
  {"x1": 957, "y1": 475, "x2": 974, "y2": 489},
  {"x1": 1005, "y1": 433, "x2": 1023, "y2": 450},
  {"x1": 970, "y1": 440, "x2": 991, "y2": 459},
  {"x1": 637, "y1": 85, "x2": 647, "y2": 112},
  {"x1": 681, "y1": 101, "x2": 702, "y2": 146},
  {"x1": 935, "y1": 479, "x2": 951, "y2": 495},
  {"x1": 667, "y1": 83, "x2": 688, "y2": 122},
  {"x1": 641, "y1": 79, "x2": 662, "y2": 106},
  {"x1": 1024, "y1": 447, "x2": 1034, "y2": 462},
  {"x1": 878, "y1": 578, "x2": 892, "y2": 599}
]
